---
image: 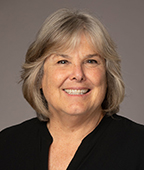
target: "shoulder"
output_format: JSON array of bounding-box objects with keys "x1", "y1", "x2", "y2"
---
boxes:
[
  {"x1": 112, "y1": 114, "x2": 144, "y2": 131},
  {"x1": 0, "y1": 118, "x2": 48, "y2": 169},
  {"x1": 109, "y1": 114, "x2": 144, "y2": 143},
  {"x1": 0, "y1": 117, "x2": 47, "y2": 148},
  {"x1": 0, "y1": 118, "x2": 43, "y2": 138}
]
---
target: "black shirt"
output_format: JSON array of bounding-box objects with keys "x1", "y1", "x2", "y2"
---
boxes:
[{"x1": 0, "y1": 114, "x2": 144, "y2": 170}]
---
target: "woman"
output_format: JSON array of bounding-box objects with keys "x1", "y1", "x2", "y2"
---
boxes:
[{"x1": 0, "y1": 8, "x2": 144, "y2": 170}]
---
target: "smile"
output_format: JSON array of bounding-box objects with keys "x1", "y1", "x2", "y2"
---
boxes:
[{"x1": 63, "y1": 89, "x2": 90, "y2": 95}]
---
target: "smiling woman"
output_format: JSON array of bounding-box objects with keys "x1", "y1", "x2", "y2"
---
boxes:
[
  {"x1": 1, "y1": 8, "x2": 144, "y2": 170},
  {"x1": 41, "y1": 35, "x2": 107, "y2": 129},
  {"x1": 21, "y1": 9, "x2": 124, "y2": 121}
]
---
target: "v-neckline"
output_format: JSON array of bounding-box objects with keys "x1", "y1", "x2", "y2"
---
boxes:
[{"x1": 38, "y1": 114, "x2": 112, "y2": 170}]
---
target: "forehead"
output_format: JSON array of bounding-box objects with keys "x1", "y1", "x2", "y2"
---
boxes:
[
  {"x1": 43, "y1": 32, "x2": 102, "y2": 62},
  {"x1": 56, "y1": 34, "x2": 98, "y2": 55}
]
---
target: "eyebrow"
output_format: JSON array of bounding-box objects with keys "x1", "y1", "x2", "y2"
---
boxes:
[{"x1": 55, "y1": 53, "x2": 100, "y2": 59}]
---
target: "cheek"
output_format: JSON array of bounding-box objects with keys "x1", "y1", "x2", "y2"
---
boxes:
[
  {"x1": 88, "y1": 69, "x2": 107, "y2": 87},
  {"x1": 42, "y1": 67, "x2": 68, "y2": 90},
  {"x1": 90, "y1": 70, "x2": 107, "y2": 103},
  {"x1": 42, "y1": 71, "x2": 58, "y2": 103},
  {"x1": 52, "y1": 68, "x2": 68, "y2": 86}
]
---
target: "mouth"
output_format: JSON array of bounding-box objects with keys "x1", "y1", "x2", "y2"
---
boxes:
[{"x1": 63, "y1": 89, "x2": 90, "y2": 95}]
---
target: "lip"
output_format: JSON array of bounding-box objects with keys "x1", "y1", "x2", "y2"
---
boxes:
[
  {"x1": 63, "y1": 87, "x2": 91, "y2": 96},
  {"x1": 63, "y1": 87, "x2": 91, "y2": 90}
]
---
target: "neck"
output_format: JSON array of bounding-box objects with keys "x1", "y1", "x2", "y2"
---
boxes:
[{"x1": 47, "y1": 110, "x2": 104, "y2": 142}]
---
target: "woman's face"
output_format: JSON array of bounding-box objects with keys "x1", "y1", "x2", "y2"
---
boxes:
[{"x1": 42, "y1": 35, "x2": 107, "y2": 118}]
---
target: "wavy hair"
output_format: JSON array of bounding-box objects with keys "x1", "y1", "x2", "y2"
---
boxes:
[{"x1": 21, "y1": 8, "x2": 125, "y2": 121}]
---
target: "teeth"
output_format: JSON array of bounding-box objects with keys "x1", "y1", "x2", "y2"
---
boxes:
[{"x1": 64, "y1": 89, "x2": 89, "y2": 95}]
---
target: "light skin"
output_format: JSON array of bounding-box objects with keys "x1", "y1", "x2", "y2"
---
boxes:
[{"x1": 42, "y1": 35, "x2": 107, "y2": 170}]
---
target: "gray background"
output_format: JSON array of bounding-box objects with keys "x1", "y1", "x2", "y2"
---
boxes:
[{"x1": 0, "y1": 0, "x2": 144, "y2": 130}]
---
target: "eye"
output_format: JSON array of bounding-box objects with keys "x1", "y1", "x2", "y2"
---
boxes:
[
  {"x1": 57, "y1": 60, "x2": 68, "y2": 64},
  {"x1": 86, "y1": 59, "x2": 98, "y2": 64}
]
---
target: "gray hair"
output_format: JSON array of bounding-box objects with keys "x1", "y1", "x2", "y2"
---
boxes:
[{"x1": 21, "y1": 8, "x2": 125, "y2": 121}]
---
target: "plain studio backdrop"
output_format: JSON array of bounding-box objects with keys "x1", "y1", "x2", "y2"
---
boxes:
[{"x1": 0, "y1": 0, "x2": 144, "y2": 130}]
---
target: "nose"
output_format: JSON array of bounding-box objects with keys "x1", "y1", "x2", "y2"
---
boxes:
[{"x1": 69, "y1": 64, "x2": 86, "y2": 82}]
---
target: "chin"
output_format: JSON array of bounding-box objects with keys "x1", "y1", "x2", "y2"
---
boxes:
[{"x1": 64, "y1": 107, "x2": 88, "y2": 116}]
